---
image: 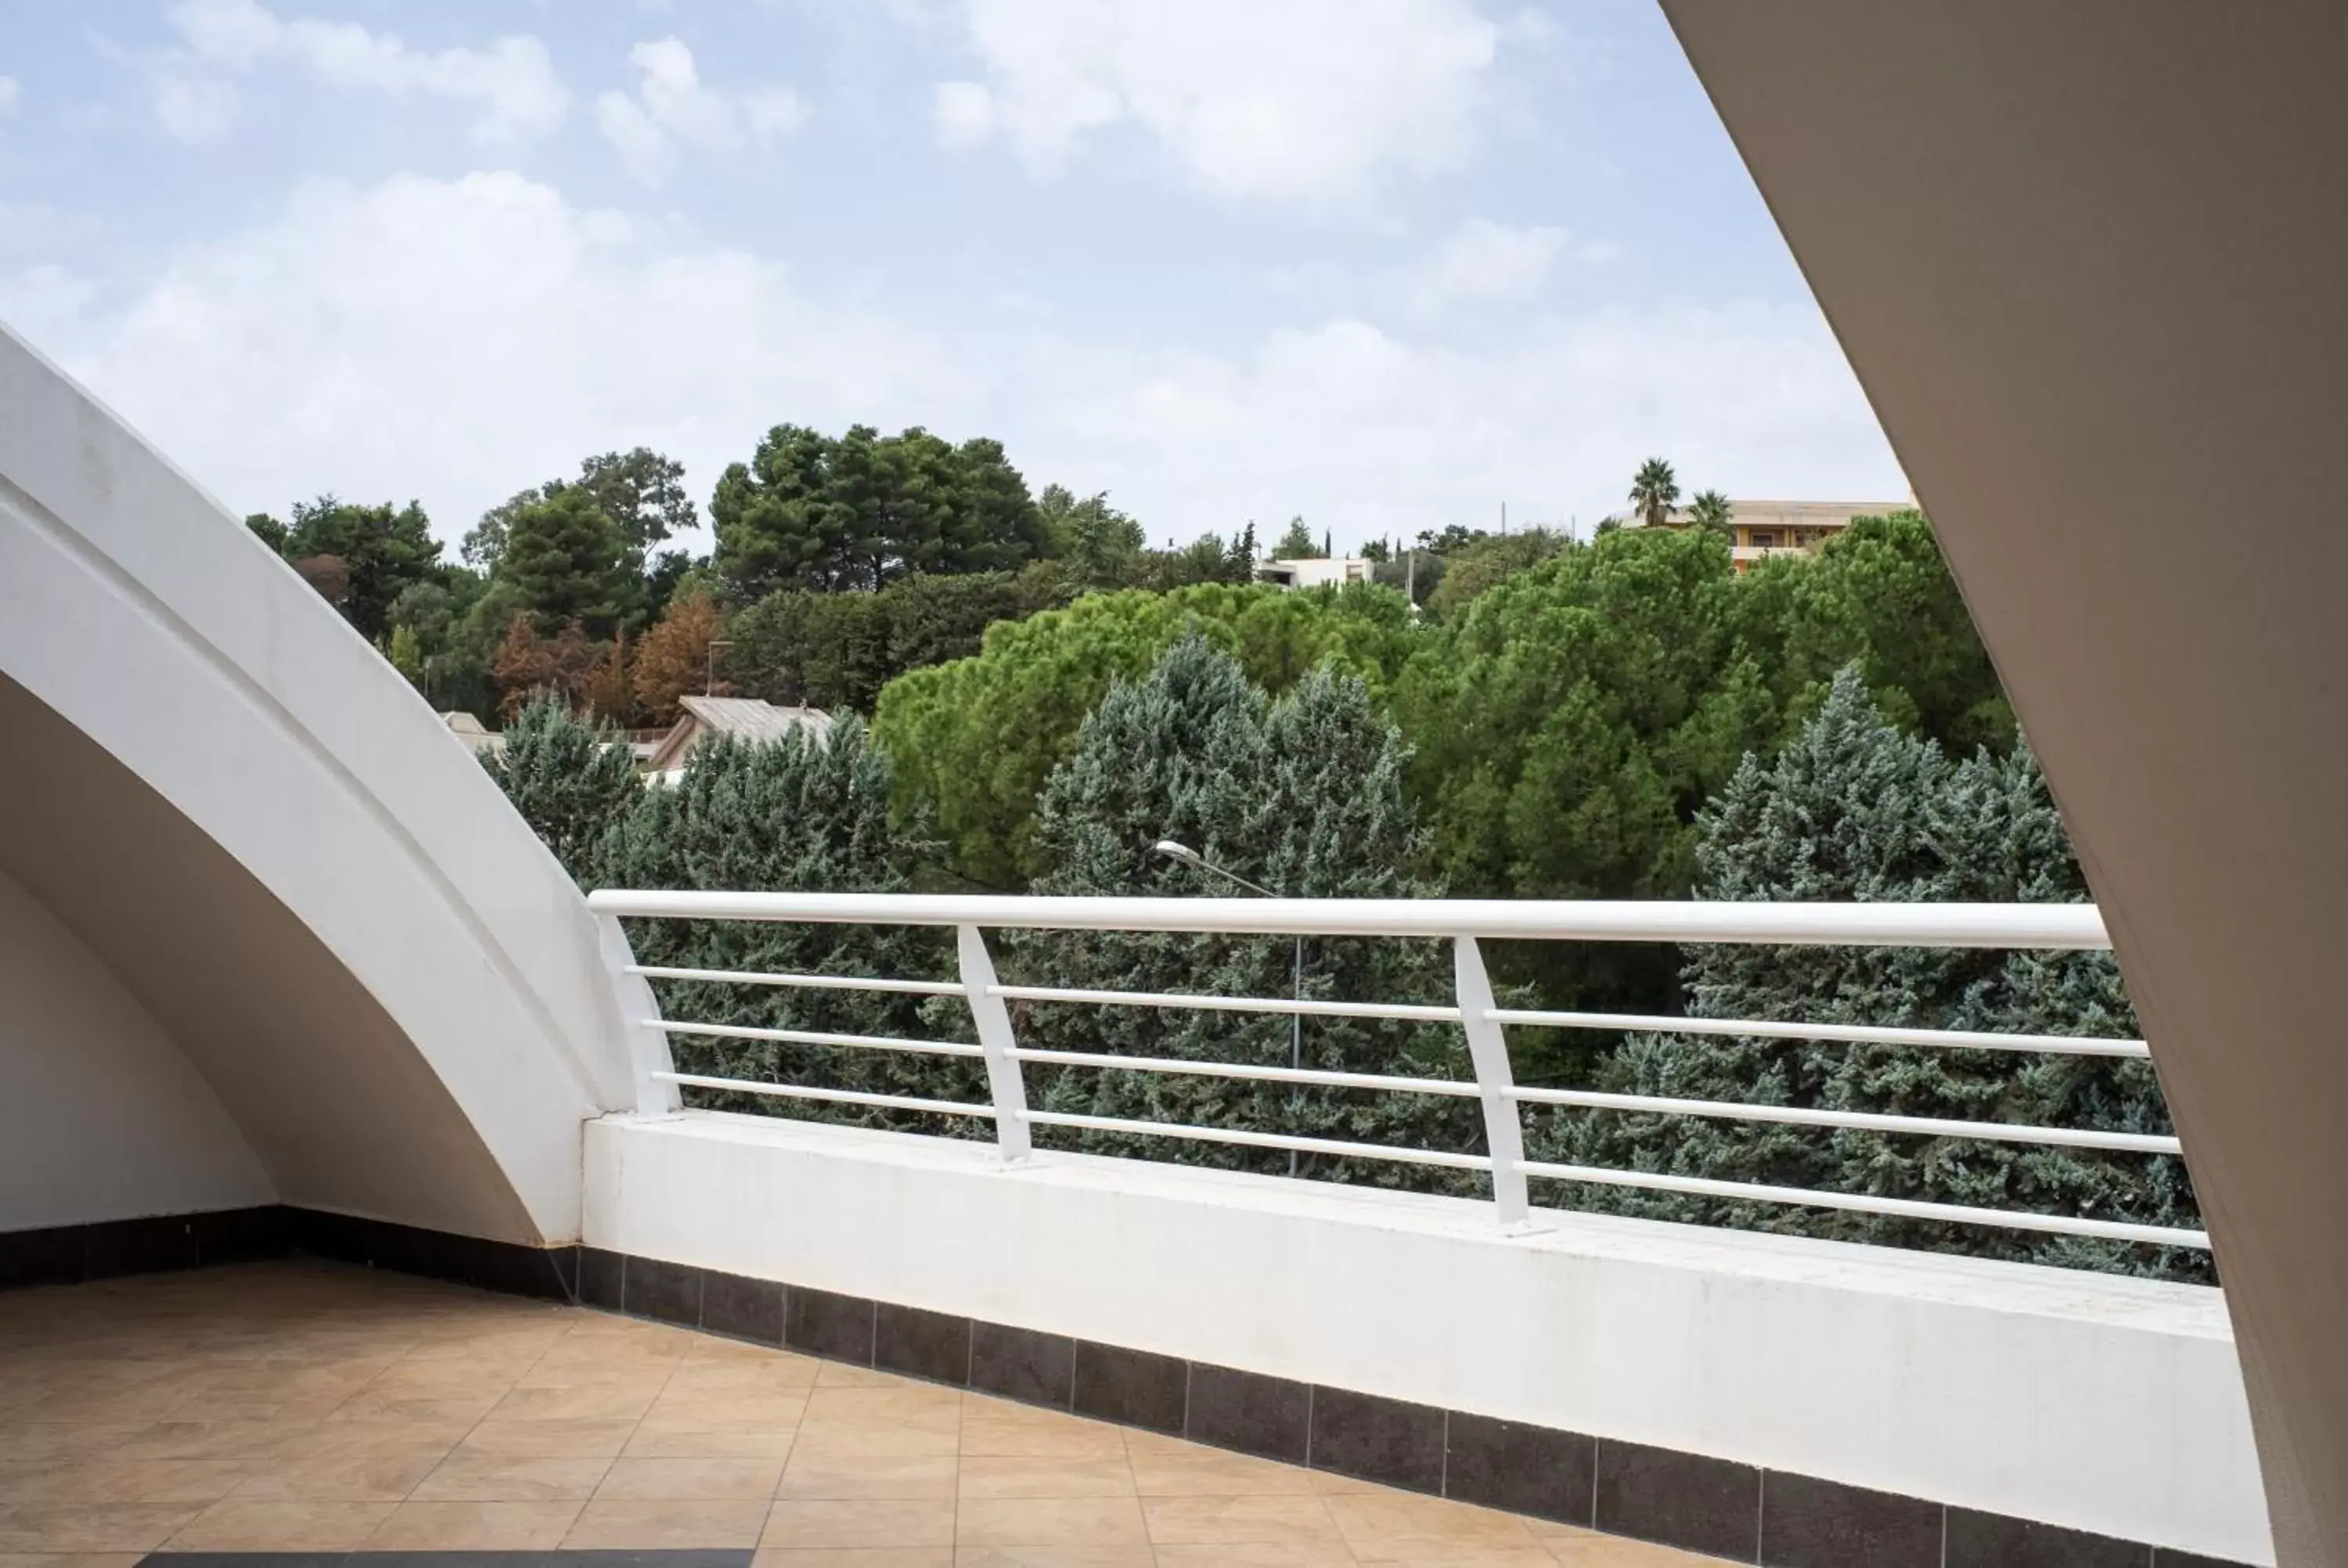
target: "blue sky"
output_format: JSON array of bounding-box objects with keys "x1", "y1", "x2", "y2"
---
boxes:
[{"x1": 0, "y1": 0, "x2": 1906, "y2": 555}]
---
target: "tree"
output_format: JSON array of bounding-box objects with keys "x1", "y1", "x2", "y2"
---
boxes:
[
  {"x1": 1629, "y1": 459, "x2": 1680, "y2": 529},
  {"x1": 499, "y1": 486, "x2": 633, "y2": 633},
  {"x1": 1273, "y1": 516, "x2": 1321, "y2": 559},
  {"x1": 598, "y1": 718, "x2": 971, "y2": 1131},
  {"x1": 1001, "y1": 635, "x2": 1484, "y2": 1188},
  {"x1": 386, "y1": 623, "x2": 425, "y2": 688},
  {"x1": 1423, "y1": 527, "x2": 1569, "y2": 620},
  {"x1": 577, "y1": 447, "x2": 695, "y2": 554},
  {"x1": 479, "y1": 694, "x2": 641, "y2": 885},
  {"x1": 873, "y1": 582, "x2": 1422, "y2": 888},
  {"x1": 712, "y1": 423, "x2": 1052, "y2": 599},
  {"x1": 491, "y1": 613, "x2": 607, "y2": 717},
  {"x1": 1532, "y1": 670, "x2": 2203, "y2": 1282},
  {"x1": 1688, "y1": 490, "x2": 1734, "y2": 538},
  {"x1": 271, "y1": 495, "x2": 443, "y2": 639},
  {"x1": 246, "y1": 512, "x2": 290, "y2": 552},
  {"x1": 633, "y1": 588, "x2": 729, "y2": 726},
  {"x1": 1042, "y1": 485, "x2": 1146, "y2": 591}
]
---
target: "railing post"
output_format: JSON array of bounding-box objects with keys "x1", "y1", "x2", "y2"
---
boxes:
[
  {"x1": 958, "y1": 924, "x2": 1033, "y2": 1161},
  {"x1": 596, "y1": 912, "x2": 680, "y2": 1116},
  {"x1": 1455, "y1": 936, "x2": 1531, "y2": 1228}
]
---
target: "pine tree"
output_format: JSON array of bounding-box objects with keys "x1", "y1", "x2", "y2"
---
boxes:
[
  {"x1": 1003, "y1": 635, "x2": 1484, "y2": 1189},
  {"x1": 596, "y1": 718, "x2": 974, "y2": 1131},
  {"x1": 1533, "y1": 667, "x2": 2205, "y2": 1280},
  {"x1": 480, "y1": 695, "x2": 641, "y2": 886}
]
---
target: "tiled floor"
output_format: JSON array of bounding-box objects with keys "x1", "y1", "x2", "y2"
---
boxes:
[{"x1": 0, "y1": 1261, "x2": 1714, "y2": 1566}]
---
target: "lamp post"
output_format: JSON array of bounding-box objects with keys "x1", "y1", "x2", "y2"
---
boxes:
[{"x1": 1154, "y1": 838, "x2": 1305, "y2": 1178}]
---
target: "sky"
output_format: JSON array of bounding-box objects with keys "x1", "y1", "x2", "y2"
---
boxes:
[{"x1": 0, "y1": 0, "x2": 1907, "y2": 556}]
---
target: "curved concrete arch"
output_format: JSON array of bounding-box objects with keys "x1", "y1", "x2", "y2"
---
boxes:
[
  {"x1": 0, "y1": 322, "x2": 645, "y2": 1244},
  {"x1": 1661, "y1": 5, "x2": 2348, "y2": 1559}
]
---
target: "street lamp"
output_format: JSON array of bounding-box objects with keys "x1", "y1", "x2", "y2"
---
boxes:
[{"x1": 1154, "y1": 838, "x2": 1306, "y2": 1178}]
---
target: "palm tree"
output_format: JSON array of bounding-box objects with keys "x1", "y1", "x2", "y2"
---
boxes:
[
  {"x1": 1688, "y1": 489, "x2": 1734, "y2": 538},
  {"x1": 1629, "y1": 459, "x2": 1680, "y2": 528}
]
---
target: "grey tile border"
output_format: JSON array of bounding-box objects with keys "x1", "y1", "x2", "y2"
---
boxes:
[
  {"x1": 783, "y1": 1283, "x2": 877, "y2": 1364},
  {"x1": 1309, "y1": 1385, "x2": 1448, "y2": 1494},
  {"x1": 1185, "y1": 1362, "x2": 1311, "y2": 1465},
  {"x1": 18, "y1": 1216, "x2": 2247, "y2": 1568},
  {"x1": 969, "y1": 1318, "x2": 1075, "y2": 1409},
  {"x1": 873, "y1": 1300, "x2": 973, "y2": 1385},
  {"x1": 1946, "y1": 1507, "x2": 2153, "y2": 1568},
  {"x1": 1072, "y1": 1340, "x2": 1189, "y2": 1435},
  {"x1": 1443, "y1": 1409, "x2": 1596, "y2": 1526},
  {"x1": 1761, "y1": 1469, "x2": 1943, "y2": 1567},
  {"x1": 1596, "y1": 1436, "x2": 1762, "y2": 1562}
]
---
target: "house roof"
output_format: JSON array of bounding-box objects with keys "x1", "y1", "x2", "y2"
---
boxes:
[{"x1": 675, "y1": 696, "x2": 833, "y2": 742}]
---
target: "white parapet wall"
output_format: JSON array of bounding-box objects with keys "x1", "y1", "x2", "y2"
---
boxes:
[{"x1": 588, "y1": 1109, "x2": 2271, "y2": 1564}]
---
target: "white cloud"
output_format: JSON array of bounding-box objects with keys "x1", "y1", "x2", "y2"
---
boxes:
[
  {"x1": 161, "y1": 0, "x2": 568, "y2": 143},
  {"x1": 1411, "y1": 218, "x2": 1566, "y2": 312},
  {"x1": 0, "y1": 171, "x2": 1901, "y2": 555},
  {"x1": 0, "y1": 77, "x2": 20, "y2": 117},
  {"x1": 931, "y1": 0, "x2": 1500, "y2": 202},
  {"x1": 595, "y1": 38, "x2": 809, "y2": 184}
]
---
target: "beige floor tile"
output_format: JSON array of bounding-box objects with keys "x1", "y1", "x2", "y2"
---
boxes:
[
  {"x1": 326, "y1": 1390, "x2": 507, "y2": 1424},
  {"x1": 562, "y1": 1498, "x2": 772, "y2": 1548},
  {"x1": 0, "y1": 1426, "x2": 149, "y2": 1464},
  {"x1": 596, "y1": 1456, "x2": 787, "y2": 1500},
  {"x1": 950, "y1": 1548, "x2": 1158, "y2": 1567},
  {"x1": 811, "y1": 1363, "x2": 900, "y2": 1389},
  {"x1": 625, "y1": 1425, "x2": 800, "y2": 1460},
  {"x1": 0, "y1": 1459, "x2": 253, "y2": 1505},
  {"x1": 457, "y1": 1418, "x2": 639, "y2": 1458},
  {"x1": 0, "y1": 1554, "x2": 148, "y2": 1568},
  {"x1": 228, "y1": 1449, "x2": 443, "y2": 1501},
  {"x1": 1143, "y1": 1494, "x2": 1347, "y2": 1545},
  {"x1": 1125, "y1": 1442, "x2": 1316, "y2": 1496},
  {"x1": 669, "y1": 1361, "x2": 823, "y2": 1394},
  {"x1": 764, "y1": 1499, "x2": 957, "y2": 1549},
  {"x1": 164, "y1": 1498, "x2": 398, "y2": 1550},
  {"x1": 1542, "y1": 1534, "x2": 1720, "y2": 1566},
  {"x1": 774, "y1": 1453, "x2": 959, "y2": 1502},
  {"x1": 409, "y1": 1453, "x2": 614, "y2": 1501},
  {"x1": 754, "y1": 1552, "x2": 953, "y2": 1568},
  {"x1": 486, "y1": 1383, "x2": 664, "y2": 1422},
  {"x1": 959, "y1": 1409, "x2": 1126, "y2": 1461},
  {"x1": 261, "y1": 1418, "x2": 470, "y2": 1461},
  {"x1": 953, "y1": 1498, "x2": 1150, "y2": 1548},
  {"x1": 1323, "y1": 1491, "x2": 1540, "y2": 1548},
  {"x1": 956, "y1": 1456, "x2": 1132, "y2": 1500},
  {"x1": 643, "y1": 1391, "x2": 812, "y2": 1430},
  {"x1": 362, "y1": 1498, "x2": 584, "y2": 1549},
  {"x1": 0, "y1": 1505, "x2": 203, "y2": 1552},
  {"x1": 1152, "y1": 1546, "x2": 1358, "y2": 1567}
]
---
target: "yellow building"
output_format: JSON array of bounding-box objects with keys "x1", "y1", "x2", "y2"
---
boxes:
[{"x1": 1625, "y1": 497, "x2": 1916, "y2": 572}]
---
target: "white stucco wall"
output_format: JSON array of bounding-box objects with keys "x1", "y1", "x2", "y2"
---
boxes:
[
  {"x1": 0, "y1": 865, "x2": 275, "y2": 1229},
  {"x1": 588, "y1": 1111, "x2": 2272, "y2": 1565}
]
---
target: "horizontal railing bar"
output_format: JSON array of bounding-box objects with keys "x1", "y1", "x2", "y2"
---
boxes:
[
  {"x1": 645, "y1": 1020, "x2": 985, "y2": 1058},
  {"x1": 1514, "y1": 1159, "x2": 2209, "y2": 1250},
  {"x1": 1008, "y1": 1046, "x2": 1480, "y2": 1097},
  {"x1": 587, "y1": 890, "x2": 2112, "y2": 950},
  {"x1": 992, "y1": 984, "x2": 1460, "y2": 1023},
  {"x1": 1019, "y1": 1109, "x2": 1496, "y2": 1171},
  {"x1": 656, "y1": 1073, "x2": 997, "y2": 1118},
  {"x1": 630, "y1": 965, "x2": 963, "y2": 997},
  {"x1": 1491, "y1": 1008, "x2": 2149, "y2": 1059},
  {"x1": 1509, "y1": 1086, "x2": 2182, "y2": 1153}
]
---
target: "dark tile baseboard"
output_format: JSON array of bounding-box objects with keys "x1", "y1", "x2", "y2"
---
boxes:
[{"x1": 10, "y1": 1210, "x2": 2261, "y2": 1568}]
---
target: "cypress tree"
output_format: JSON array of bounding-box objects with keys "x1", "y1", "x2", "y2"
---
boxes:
[
  {"x1": 1535, "y1": 667, "x2": 2205, "y2": 1280},
  {"x1": 480, "y1": 695, "x2": 640, "y2": 885}
]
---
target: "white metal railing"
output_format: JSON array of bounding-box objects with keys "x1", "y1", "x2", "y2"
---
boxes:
[{"x1": 585, "y1": 891, "x2": 2206, "y2": 1252}]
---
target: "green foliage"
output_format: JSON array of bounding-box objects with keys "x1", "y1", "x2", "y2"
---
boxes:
[
  {"x1": 1273, "y1": 516, "x2": 1322, "y2": 559},
  {"x1": 246, "y1": 512, "x2": 290, "y2": 552},
  {"x1": 1687, "y1": 490, "x2": 1733, "y2": 538},
  {"x1": 1041, "y1": 484, "x2": 1147, "y2": 591},
  {"x1": 711, "y1": 423, "x2": 1052, "y2": 599},
  {"x1": 597, "y1": 720, "x2": 974, "y2": 1129},
  {"x1": 1000, "y1": 636, "x2": 1483, "y2": 1186},
  {"x1": 498, "y1": 486, "x2": 634, "y2": 634},
  {"x1": 1532, "y1": 670, "x2": 2205, "y2": 1281},
  {"x1": 873, "y1": 582, "x2": 1423, "y2": 887},
  {"x1": 272, "y1": 495, "x2": 444, "y2": 640},
  {"x1": 729, "y1": 565, "x2": 1070, "y2": 714},
  {"x1": 1629, "y1": 458, "x2": 1680, "y2": 528},
  {"x1": 1424, "y1": 527, "x2": 1569, "y2": 620},
  {"x1": 478, "y1": 695, "x2": 641, "y2": 885}
]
